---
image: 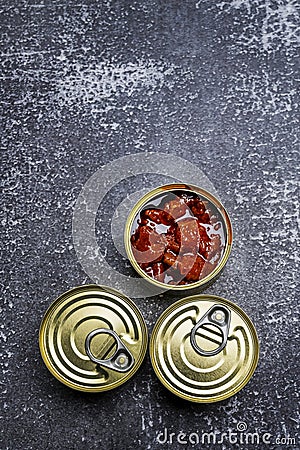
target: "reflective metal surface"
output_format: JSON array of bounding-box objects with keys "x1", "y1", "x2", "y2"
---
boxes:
[
  {"x1": 39, "y1": 285, "x2": 148, "y2": 392},
  {"x1": 150, "y1": 295, "x2": 259, "y2": 403},
  {"x1": 125, "y1": 184, "x2": 233, "y2": 292}
]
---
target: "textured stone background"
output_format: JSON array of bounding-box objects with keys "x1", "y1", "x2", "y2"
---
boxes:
[{"x1": 1, "y1": 1, "x2": 299, "y2": 449}]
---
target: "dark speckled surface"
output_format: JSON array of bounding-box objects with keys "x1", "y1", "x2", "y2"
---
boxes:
[{"x1": 1, "y1": 1, "x2": 299, "y2": 449}]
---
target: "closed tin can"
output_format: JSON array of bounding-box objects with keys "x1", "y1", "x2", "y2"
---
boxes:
[
  {"x1": 150, "y1": 295, "x2": 259, "y2": 402},
  {"x1": 39, "y1": 285, "x2": 148, "y2": 392},
  {"x1": 125, "y1": 184, "x2": 232, "y2": 292}
]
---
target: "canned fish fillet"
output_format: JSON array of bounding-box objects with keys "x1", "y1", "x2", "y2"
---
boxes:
[
  {"x1": 150, "y1": 295, "x2": 259, "y2": 402},
  {"x1": 39, "y1": 285, "x2": 148, "y2": 392}
]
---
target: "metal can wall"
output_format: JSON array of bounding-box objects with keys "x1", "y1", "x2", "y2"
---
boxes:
[
  {"x1": 39, "y1": 284, "x2": 148, "y2": 392},
  {"x1": 150, "y1": 294, "x2": 259, "y2": 403},
  {"x1": 125, "y1": 184, "x2": 233, "y2": 293}
]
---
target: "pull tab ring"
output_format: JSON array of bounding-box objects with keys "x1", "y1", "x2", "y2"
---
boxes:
[
  {"x1": 190, "y1": 305, "x2": 231, "y2": 357},
  {"x1": 85, "y1": 328, "x2": 135, "y2": 372}
]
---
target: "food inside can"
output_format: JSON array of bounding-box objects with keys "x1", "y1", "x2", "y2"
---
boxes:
[{"x1": 130, "y1": 189, "x2": 227, "y2": 286}]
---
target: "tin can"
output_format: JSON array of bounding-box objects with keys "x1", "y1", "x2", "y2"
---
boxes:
[
  {"x1": 125, "y1": 184, "x2": 233, "y2": 292},
  {"x1": 150, "y1": 295, "x2": 259, "y2": 402},
  {"x1": 39, "y1": 285, "x2": 148, "y2": 392}
]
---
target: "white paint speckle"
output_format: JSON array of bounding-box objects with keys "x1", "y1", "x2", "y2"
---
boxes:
[{"x1": 56, "y1": 60, "x2": 175, "y2": 105}]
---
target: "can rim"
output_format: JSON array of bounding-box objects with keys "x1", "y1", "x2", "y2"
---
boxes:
[
  {"x1": 124, "y1": 184, "x2": 233, "y2": 290},
  {"x1": 39, "y1": 284, "x2": 148, "y2": 392},
  {"x1": 149, "y1": 294, "x2": 259, "y2": 403}
]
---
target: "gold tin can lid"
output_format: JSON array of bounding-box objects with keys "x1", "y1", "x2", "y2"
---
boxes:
[
  {"x1": 39, "y1": 285, "x2": 148, "y2": 392},
  {"x1": 124, "y1": 184, "x2": 233, "y2": 291},
  {"x1": 150, "y1": 295, "x2": 259, "y2": 402}
]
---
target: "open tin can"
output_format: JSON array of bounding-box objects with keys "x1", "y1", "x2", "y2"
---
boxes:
[
  {"x1": 150, "y1": 294, "x2": 259, "y2": 402},
  {"x1": 125, "y1": 184, "x2": 233, "y2": 292}
]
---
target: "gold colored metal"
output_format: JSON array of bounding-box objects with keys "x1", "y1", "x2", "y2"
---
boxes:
[
  {"x1": 150, "y1": 295, "x2": 259, "y2": 403},
  {"x1": 124, "y1": 184, "x2": 233, "y2": 291},
  {"x1": 39, "y1": 284, "x2": 148, "y2": 392}
]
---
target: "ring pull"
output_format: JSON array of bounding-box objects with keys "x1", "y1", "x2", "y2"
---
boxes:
[
  {"x1": 190, "y1": 305, "x2": 231, "y2": 357},
  {"x1": 85, "y1": 328, "x2": 135, "y2": 373}
]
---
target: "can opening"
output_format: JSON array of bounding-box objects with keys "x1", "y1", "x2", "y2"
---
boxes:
[{"x1": 127, "y1": 187, "x2": 229, "y2": 288}]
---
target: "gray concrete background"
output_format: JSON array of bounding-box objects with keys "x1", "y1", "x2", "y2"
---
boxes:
[{"x1": 1, "y1": 1, "x2": 299, "y2": 449}]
